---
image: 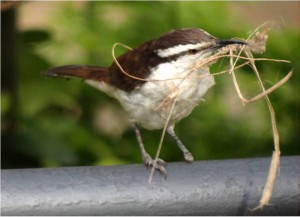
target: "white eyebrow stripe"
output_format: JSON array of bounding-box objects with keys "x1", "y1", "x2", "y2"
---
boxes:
[{"x1": 156, "y1": 42, "x2": 212, "y2": 58}]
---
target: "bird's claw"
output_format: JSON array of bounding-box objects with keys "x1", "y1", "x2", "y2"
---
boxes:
[
  {"x1": 184, "y1": 151, "x2": 194, "y2": 162},
  {"x1": 143, "y1": 153, "x2": 167, "y2": 177}
]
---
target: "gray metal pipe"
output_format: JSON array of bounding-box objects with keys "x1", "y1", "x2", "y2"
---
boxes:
[{"x1": 1, "y1": 156, "x2": 299, "y2": 215}]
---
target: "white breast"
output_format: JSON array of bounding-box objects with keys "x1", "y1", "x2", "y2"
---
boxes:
[{"x1": 86, "y1": 55, "x2": 215, "y2": 130}]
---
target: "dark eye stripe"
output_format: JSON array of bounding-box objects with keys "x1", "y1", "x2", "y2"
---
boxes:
[{"x1": 158, "y1": 49, "x2": 200, "y2": 62}]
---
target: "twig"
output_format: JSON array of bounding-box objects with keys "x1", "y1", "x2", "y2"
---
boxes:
[
  {"x1": 244, "y1": 50, "x2": 281, "y2": 209},
  {"x1": 148, "y1": 95, "x2": 178, "y2": 183}
]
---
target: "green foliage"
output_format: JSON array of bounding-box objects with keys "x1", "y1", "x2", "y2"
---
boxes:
[{"x1": 2, "y1": 2, "x2": 299, "y2": 169}]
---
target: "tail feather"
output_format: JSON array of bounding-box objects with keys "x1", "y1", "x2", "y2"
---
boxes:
[{"x1": 42, "y1": 65, "x2": 110, "y2": 83}]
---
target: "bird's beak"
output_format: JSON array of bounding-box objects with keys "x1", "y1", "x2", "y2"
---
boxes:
[{"x1": 215, "y1": 39, "x2": 247, "y2": 49}]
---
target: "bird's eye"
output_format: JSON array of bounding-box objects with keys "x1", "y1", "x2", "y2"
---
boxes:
[{"x1": 188, "y1": 49, "x2": 198, "y2": 55}]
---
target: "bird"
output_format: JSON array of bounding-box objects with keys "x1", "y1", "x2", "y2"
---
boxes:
[{"x1": 43, "y1": 28, "x2": 246, "y2": 175}]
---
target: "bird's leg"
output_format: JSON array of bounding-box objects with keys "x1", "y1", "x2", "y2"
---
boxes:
[
  {"x1": 167, "y1": 125, "x2": 194, "y2": 162},
  {"x1": 132, "y1": 123, "x2": 167, "y2": 175}
]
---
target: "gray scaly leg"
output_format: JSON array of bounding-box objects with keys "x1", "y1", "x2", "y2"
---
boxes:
[
  {"x1": 133, "y1": 123, "x2": 167, "y2": 175},
  {"x1": 167, "y1": 125, "x2": 194, "y2": 162}
]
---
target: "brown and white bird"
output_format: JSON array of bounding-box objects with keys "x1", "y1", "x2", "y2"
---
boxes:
[{"x1": 43, "y1": 28, "x2": 246, "y2": 174}]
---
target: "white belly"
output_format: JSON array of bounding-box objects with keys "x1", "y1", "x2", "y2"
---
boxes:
[
  {"x1": 86, "y1": 64, "x2": 215, "y2": 130},
  {"x1": 114, "y1": 68, "x2": 214, "y2": 129}
]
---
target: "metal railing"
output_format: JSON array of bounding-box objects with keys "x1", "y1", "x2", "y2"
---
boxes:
[{"x1": 1, "y1": 156, "x2": 299, "y2": 215}]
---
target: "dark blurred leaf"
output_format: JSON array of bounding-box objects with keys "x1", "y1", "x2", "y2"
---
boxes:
[{"x1": 21, "y1": 30, "x2": 51, "y2": 44}]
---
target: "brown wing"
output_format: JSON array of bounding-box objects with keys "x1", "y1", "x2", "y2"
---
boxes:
[
  {"x1": 109, "y1": 49, "x2": 151, "y2": 92},
  {"x1": 43, "y1": 65, "x2": 110, "y2": 84},
  {"x1": 109, "y1": 40, "x2": 160, "y2": 92}
]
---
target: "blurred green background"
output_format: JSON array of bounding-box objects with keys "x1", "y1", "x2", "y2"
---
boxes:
[{"x1": 2, "y1": 1, "x2": 299, "y2": 169}]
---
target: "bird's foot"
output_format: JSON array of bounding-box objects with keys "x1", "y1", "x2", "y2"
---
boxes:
[
  {"x1": 183, "y1": 151, "x2": 194, "y2": 162},
  {"x1": 142, "y1": 153, "x2": 167, "y2": 177}
]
